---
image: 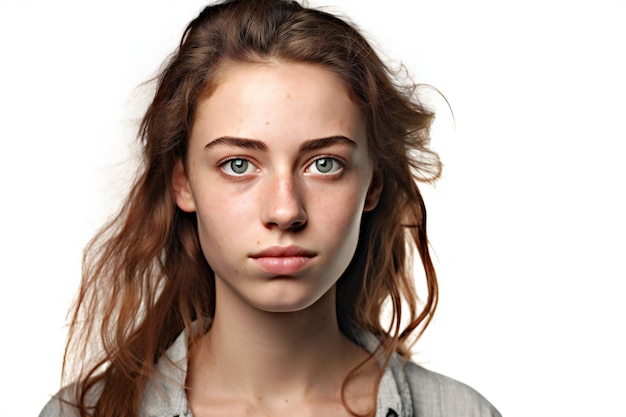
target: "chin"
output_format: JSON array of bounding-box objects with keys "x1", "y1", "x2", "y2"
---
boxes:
[
  {"x1": 247, "y1": 282, "x2": 335, "y2": 314},
  {"x1": 250, "y1": 295, "x2": 322, "y2": 314}
]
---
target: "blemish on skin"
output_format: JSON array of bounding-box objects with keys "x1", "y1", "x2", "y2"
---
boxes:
[
  {"x1": 256, "y1": 241, "x2": 260, "y2": 245},
  {"x1": 286, "y1": 93, "x2": 291, "y2": 99},
  {"x1": 265, "y1": 121, "x2": 270, "y2": 125}
]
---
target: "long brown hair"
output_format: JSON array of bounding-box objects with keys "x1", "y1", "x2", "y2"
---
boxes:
[{"x1": 62, "y1": 1, "x2": 442, "y2": 416}]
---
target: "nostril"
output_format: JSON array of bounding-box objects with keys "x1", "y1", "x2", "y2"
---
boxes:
[{"x1": 289, "y1": 219, "x2": 306, "y2": 230}]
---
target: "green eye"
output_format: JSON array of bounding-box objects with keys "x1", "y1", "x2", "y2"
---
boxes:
[
  {"x1": 315, "y1": 158, "x2": 333, "y2": 173},
  {"x1": 308, "y1": 157, "x2": 343, "y2": 175},
  {"x1": 221, "y1": 158, "x2": 256, "y2": 176},
  {"x1": 230, "y1": 159, "x2": 249, "y2": 174}
]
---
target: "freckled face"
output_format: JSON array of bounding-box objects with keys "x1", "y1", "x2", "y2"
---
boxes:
[{"x1": 172, "y1": 63, "x2": 381, "y2": 313}]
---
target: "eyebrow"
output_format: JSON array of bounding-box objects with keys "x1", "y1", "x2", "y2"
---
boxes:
[
  {"x1": 300, "y1": 136, "x2": 357, "y2": 152},
  {"x1": 204, "y1": 135, "x2": 357, "y2": 152},
  {"x1": 204, "y1": 137, "x2": 268, "y2": 151}
]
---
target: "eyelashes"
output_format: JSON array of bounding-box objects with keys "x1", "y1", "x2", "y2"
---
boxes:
[
  {"x1": 220, "y1": 158, "x2": 259, "y2": 176},
  {"x1": 304, "y1": 157, "x2": 343, "y2": 175},
  {"x1": 217, "y1": 155, "x2": 346, "y2": 178}
]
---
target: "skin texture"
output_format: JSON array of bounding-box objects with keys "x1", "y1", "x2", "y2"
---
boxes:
[{"x1": 172, "y1": 62, "x2": 382, "y2": 416}]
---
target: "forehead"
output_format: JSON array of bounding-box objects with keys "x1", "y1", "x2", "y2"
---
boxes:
[
  {"x1": 212, "y1": 60, "x2": 351, "y2": 100},
  {"x1": 191, "y1": 62, "x2": 365, "y2": 144}
]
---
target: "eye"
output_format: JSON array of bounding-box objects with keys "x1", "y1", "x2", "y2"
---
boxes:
[
  {"x1": 220, "y1": 158, "x2": 258, "y2": 176},
  {"x1": 306, "y1": 157, "x2": 344, "y2": 175}
]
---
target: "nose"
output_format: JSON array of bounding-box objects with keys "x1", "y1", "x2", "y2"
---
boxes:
[{"x1": 261, "y1": 174, "x2": 307, "y2": 230}]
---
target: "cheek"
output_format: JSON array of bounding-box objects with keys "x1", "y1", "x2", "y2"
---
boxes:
[
  {"x1": 194, "y1": 201, "x2": 224, "y2": 261},
  {"x1": 193, "y1": 181, "x2": 253, "y2": 227},
  {"x1": 193, "y1": 193, "x2": 246, "y2": 254},
  {"x1": 193, "y1": 197, "x2": 250, "y2": 277},
  {"x1": 311, "y1": 184, "x2": 367, "y2": 238}
]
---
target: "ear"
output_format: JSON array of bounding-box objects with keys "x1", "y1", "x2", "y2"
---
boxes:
[
  {"x1": 171, "y1": 159, "x2": 196, "y2": 213},
  {"x1": 363, "y1": 169, "x2": 383, "y2": 212}
]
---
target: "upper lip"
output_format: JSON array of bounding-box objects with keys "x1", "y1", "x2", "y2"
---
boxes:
[{"x1": 250, "y1": 245, "x2": 317, "y2": 258}]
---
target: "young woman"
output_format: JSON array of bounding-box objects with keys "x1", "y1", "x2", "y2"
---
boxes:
[{"x1": 40, "y1": 1, "x2": 501, "y2": 416}]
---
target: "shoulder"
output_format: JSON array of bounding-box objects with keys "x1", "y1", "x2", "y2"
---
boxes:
[
  {"x1": 38, "y1": 396, "x2": 79, "y2": 417},
  {"x1": 39, "y1": 325, "x2": 194, "y2": 417},
  {"x1": 38, "y1": 383, "x2": 102, "y2": 417},
  {"x1": 402, "y1": 361, "x2": 502, "y2": 417}
]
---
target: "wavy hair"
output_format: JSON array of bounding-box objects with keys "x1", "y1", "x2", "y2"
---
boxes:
[{"x1": 62, "y1": 1, "x2": 442, "y2": 416}]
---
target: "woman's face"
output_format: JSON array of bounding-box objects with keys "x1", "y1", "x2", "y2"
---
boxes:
[{"x1": 173, "y1": 62, "x2": 381, "y2": 313}]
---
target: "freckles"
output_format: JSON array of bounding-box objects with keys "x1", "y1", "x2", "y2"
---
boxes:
[{"x1": 313, "y1": 197, "x2": 357, "y2": 232}]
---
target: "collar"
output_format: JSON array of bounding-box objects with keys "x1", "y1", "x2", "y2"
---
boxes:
[
  {"x1": 357, "y1": 331, "x2": 413, "y2": 417},
  {"x1": 140, "y1": 326, "x2": 191, "y2": 417},
  {"x1": 140, "y1": 325, "x2": 412, "y2": 417}
]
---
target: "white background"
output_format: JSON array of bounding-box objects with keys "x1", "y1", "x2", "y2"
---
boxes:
[{"x1": 1, "y1": 1, "x2": 624, "y2": 416}]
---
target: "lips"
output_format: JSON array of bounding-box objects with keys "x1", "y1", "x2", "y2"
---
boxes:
[{"x1": 249, "y1": 245, "x2": 316, "y2": 275}]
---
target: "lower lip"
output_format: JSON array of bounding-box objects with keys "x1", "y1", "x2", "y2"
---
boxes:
[{"x1": 250, "y1": 256, "x2": 313, "y2": 275}]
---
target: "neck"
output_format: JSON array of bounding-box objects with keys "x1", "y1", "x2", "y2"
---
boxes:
[{"x1": 187, "y1": 279, "x2": 369, "y2": 406}]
